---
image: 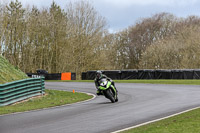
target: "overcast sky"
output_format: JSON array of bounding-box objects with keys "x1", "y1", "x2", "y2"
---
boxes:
[{"x1": 2, "y1": 0, "x2": 200, "y2": 32}]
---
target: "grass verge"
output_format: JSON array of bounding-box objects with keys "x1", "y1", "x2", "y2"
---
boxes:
[
  {"x1": 47, "y1": 79, "x2": 200, "y2": 85},
  {"x1": 0, "y1": 89, "x2": 93, "y2": 115},
  {"x1": 46, "y1": 80, "x2": 94, "y2": 82},
  {"x1": 121, "y1": 108, "x2": 200, "y2": 133},
  {"x1": 114, "y1": 79, "x2": 200, "y2": 85}
]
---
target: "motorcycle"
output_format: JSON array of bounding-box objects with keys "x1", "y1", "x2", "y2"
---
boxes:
[{"x1": 98, "y1": 78, "x2": 118, "y2": 103}]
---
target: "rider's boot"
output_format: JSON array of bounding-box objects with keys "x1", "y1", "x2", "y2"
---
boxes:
[{"x1": 96, "y1": 90, "x2": 103, "y2": 96}]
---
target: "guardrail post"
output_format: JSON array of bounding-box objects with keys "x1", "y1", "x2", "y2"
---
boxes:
[{"x1": 41, "y1": 77, "x2": 45, "y2": 95}]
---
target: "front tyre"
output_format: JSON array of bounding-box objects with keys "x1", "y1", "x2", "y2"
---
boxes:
[
  {"x1": 105, "y1": 89, "x2": 115, "y2": 103},
  {"x1": 115, "y1": 95, "x2": 118, "y2": 102}
]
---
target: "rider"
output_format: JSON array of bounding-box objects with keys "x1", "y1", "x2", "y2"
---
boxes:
[{"x1": 94, "y1": 70, "x2": 118, "y2": 96}]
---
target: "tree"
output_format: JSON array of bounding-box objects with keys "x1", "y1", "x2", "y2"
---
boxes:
[
  {"x1": 64, "y1": 0, "x2": 107, "y2": 78},
  {"x1": 139, "y1": 26, "x2": 200, "y2": 69},
  {"x1": 128, "y1": 13, "x2": 177, "y2": 69},
  {"x1": 108, "y1": 29, "x2": 130, "y2": 69},
  {"x1": 49, "y1": 1, "x2": 67, "y2": 73},
  {"x1": 3, "y1": 0, "x2": 26, "y2": 69}
]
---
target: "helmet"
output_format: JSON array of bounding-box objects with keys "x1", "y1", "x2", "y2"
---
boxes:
[{"x1": 96, "y1": 70, "x2": 102, "y2": 79}]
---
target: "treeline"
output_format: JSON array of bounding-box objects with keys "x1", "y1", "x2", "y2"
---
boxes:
[
  {"x1": 0, "y1": 0, "x2": 108, "y2": 78},
  {"x1": 111, "y1": 13, "x2": 200, "y2": 70},
  {"x1": 1, "y1": 0, "x2": 200, "y2": 79}
]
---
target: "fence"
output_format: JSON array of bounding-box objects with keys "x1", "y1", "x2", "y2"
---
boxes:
[
  {"x1": 0, "y1": 77, "x2": 45, "y2": 106},
  {"x1": 82, "y1": 69, "x2": 200, "y2": 80}
]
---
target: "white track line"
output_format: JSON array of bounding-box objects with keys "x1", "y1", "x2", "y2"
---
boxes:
[{"x1": 112, "y1": 106, "x2": 200, "y2": 133}]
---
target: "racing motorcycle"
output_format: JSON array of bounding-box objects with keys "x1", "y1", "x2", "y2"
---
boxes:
[{"x1": 98, "y1": 78, "x2": 118, "y2": 103}]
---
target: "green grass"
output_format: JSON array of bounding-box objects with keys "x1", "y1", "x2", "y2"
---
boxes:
[
  {"x1": 47, "y1": 79, "x2": 200, "y2": 85},
  {"x1": 46, "y1": 80, "x2": 94, "y2": 82},
  {"x1": 0, "y1": 56, "x2": 28, "y2": 84},
  {"x1": 0, "y1": 89, "x2": 93, "y2": 115},
  {"x1": 122, "y1": 108, "x2": 200, "y2": 133},
  {"x1": 114, "y1": 80, "x2": 200, "y2": 85}
]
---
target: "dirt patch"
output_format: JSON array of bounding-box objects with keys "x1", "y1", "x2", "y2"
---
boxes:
[{"x1": 12, "y1": 93, "x2": 48, "y2": 105}]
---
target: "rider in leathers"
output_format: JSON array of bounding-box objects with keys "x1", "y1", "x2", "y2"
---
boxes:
[{"x1": 94, "y1": 70, "x2": 118, "y2": 96}]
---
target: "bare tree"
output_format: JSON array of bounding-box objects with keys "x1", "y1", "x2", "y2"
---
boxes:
[
  {"x1": 139, "y1": 26, "x2": 200, "y2": 69},
  {"x1": 3, "y1": 0, "x2": 26, "y2": 69},
  {"x1": 108, "y1": 29, "x2": 130, "y2": 69},
  {"x1": 64, "y1": 0, "x2": 107, "y2": 78},
  {"x1": 128, "y1": 13, "x2": 177, "y2": 69}
]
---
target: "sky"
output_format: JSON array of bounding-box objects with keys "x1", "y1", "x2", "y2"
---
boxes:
[{"x1": 2, "y1": 0, "x2": 200, "y2": 33}]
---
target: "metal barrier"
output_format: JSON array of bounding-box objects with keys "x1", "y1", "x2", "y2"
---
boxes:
[{"x1": 0, "y1": 77, "x2": 45, "y2": 106}]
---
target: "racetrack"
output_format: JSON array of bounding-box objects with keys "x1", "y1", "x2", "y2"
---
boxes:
[{"x1": 1, "y1": 82, "x2": 200, "y2": 133}]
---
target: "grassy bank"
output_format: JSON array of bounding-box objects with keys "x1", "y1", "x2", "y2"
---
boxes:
[
  {"x1": 0, "y1": 89, "x2": 93, "y2": 115},
  {"x1": 0, "y1": 56, "x2": 28, "y2": 84}
]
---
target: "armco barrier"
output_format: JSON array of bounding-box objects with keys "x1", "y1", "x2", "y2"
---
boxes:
[{"x1": 0, "y1": 77, "x2": 45, "y2": 106}]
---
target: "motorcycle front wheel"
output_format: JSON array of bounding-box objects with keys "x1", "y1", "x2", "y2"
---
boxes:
[{"x1": 105, "y1": 89, "x2": 115, "y2": 103}]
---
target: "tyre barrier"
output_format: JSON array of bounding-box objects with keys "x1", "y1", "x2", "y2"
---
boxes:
[{"x1": 82, "y1": 69, "x2": 200, "y2": 80}]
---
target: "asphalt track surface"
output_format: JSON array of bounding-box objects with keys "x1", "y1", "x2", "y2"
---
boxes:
[{"x1": 1, "y1": 82, "x2": 200, "y2": 133}]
